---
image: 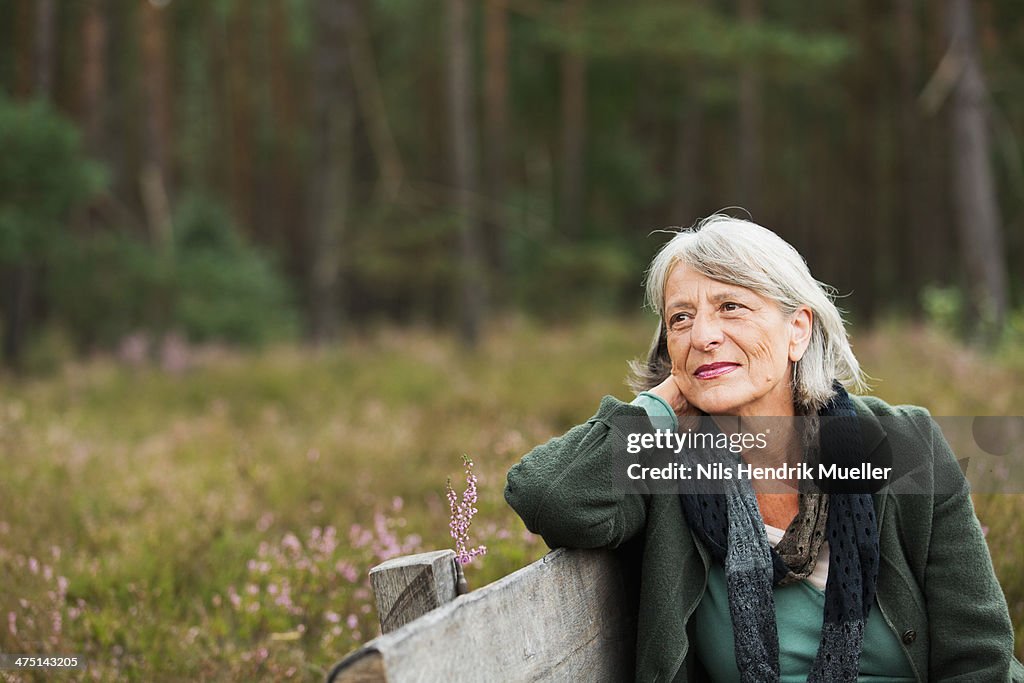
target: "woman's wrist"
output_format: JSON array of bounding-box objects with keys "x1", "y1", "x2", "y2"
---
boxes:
[{"x1": 631, "y1": 392, "x2": 679, "y2": 431}]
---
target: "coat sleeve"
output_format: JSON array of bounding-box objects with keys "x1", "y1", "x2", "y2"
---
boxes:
[
  {"x1": 504, "y1": 395, "x2": 651, "y2": 550},
  {"x1": 922, "y1": 417, "x2": 1024, "y2": 682}
]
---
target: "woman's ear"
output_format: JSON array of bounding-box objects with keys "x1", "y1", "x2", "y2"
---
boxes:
[{"x1": 789, "y1": 307, "x2": 813, "y2": 362}]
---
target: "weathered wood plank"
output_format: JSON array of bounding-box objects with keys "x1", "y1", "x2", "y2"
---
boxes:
[
  {"x1": 369, "y1": 549, "x2": 459, "y2": 634},
  {"x1": 328, "y1": 548, "x2": 636, "y2": 683}
]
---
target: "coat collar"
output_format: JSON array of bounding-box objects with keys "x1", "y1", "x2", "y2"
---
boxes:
[{"x1": 849, "y1": 395, "x2": 892, "y2": 534}]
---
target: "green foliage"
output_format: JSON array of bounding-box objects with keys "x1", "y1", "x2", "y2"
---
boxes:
[
  {"x1": 47, "y1": 233, "x2": 172, "y2": 347},
  {"x1": 284, "y1": 0, "x2": 313, "y2": 51},
  {"x1": 921, "y1": 284, "x2": 965, "y2": 337},
  {"x1": 515, "y1": 241, "x2": 640, "y2": 316},
  {"x1": 18, "y1": 324, "x2": 77, "y2": 375},
  {"x1": 173, "y1": 194, "x2": 246, "y2": 254},
  {"x1": 998, "y1": 308, "x2": 1024, "y2": 356},
  {"x1": 535, "y1": 2, "x2": 850, "y2": 77},
  {"x1": 347, "y1": 204, "x2": 465, "y2": 324},
  {"x1": 919, "y1": 284, "x2": 1019, "y2": 348},
  {"x1": 0, "y1": 97, "x2": 106, "y2": 264},
  {"x1": 47, "y1": 195, "x2": 297, "y2": 349},
  {"x1": 171, "y1": 195, "x2": 299, "y2": 345}
]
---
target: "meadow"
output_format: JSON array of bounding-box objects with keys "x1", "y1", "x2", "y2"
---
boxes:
[{"x1": 1, "y1": 318, "x2": 1021, "y2": 680}]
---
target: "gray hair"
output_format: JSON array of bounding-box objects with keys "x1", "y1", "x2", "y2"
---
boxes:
[{"x1": 627, "y1": 214, "x2": 867, "y2": 413}]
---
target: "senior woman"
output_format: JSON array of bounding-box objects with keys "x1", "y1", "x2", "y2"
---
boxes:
[{"x1": 504, "y1": 215, "x2": 1023, "y2": 682}]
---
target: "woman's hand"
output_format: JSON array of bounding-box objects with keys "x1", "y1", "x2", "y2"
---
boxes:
[{"x1": 649, "y1": 374, "x2": 698, "y2": 418}]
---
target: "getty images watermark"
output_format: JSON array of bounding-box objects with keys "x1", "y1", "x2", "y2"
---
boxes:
[{"x1": 606, "y1": 414, "x2": 1024, "y2": 496}]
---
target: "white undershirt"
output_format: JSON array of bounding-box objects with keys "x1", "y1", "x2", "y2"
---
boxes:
[{"x1": 765, "y1": 524, "x2": 830, "y2": 592}]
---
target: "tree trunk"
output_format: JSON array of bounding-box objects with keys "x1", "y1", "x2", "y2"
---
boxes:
[
  {"x1": 919, "y1": 0, "x2": 955, "y2": 292},
  {"x1": 33, "y1": 0, "x2": 56, "y2": 97},
  {"x1": 3, "y1": 0, "x2": 57, "y2": 368},
  {"x1": 1, "y1": 265, "x2": 31, "y2": 369},
  {"x1": 139, "y1": 0, "x2": 172, "y2": 247},
  {"x1": 307, "y1": 0, "x2": 356, "y2": 343},
  {"x1": 559, "y1": 0, "x2": 586, "y2": 239},
  {"x1": 671, "y1": 0, "x2": 707, "y2": 226},
  {"x1": 846, "y1": 0, "x2": 888, "y2": 324},
  {"x1": 895, "y1": 0, "x2": 925, "y2": 305},
  {"x1": 268, "y1": 0, "x2": 305, "y2": 278},
  {"x1": 226, "y1": 0, "x2": 255, "y2": 238},
  {"x1": 946, "y1": 0, "x2": 1008, "y2": 341},
  {"x1": 13, "y1": 0, "x2": 34, "y2": 98},
  {"x1": 736, "y1": 0, "x2": 761, "y2": 216},
  {"x1": 671, "y1": 88, "x2": 703, "y2": 224},
  {"x1": 81, "y1": 0, "x2": 109, "y2": 157},
  {"x1": 446, "y1": 0, "x2": 484, "y2": 347},
  {"x1": 483, "y1": 0, "x2": 510, "y2": 285},
  {"x1": 348, "y1": 2, "x2": 404, "y2": 200}
]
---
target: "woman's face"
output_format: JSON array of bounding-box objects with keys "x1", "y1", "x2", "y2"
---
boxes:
[{"x1": 663, "y1": 264, "x2": 812, "y2": 417}]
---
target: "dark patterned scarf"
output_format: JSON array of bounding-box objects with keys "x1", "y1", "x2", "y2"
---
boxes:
[{"x1": 678, "y1": 384, "x2": 880, "y2": 683}]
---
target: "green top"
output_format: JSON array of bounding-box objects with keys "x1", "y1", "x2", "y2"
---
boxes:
[{"x1": 695, "y1": 561, "x2": 915, "y2": 682}]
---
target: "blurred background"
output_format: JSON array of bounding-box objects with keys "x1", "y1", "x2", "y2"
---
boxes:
[
  {"x1": 0, "y1": 0, "x2": 1022, "y2": 358},
  {"x1": 0, "y1": 0, "x2": 1022, "y2": 680}
]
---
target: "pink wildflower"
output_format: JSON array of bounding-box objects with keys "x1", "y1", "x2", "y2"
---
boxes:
[
  {"x1": 335, "y1": 561, "x2": 358, "y2": 583},
  {"x1": 257, "y1": 513, "x2": 274, "y2": 532},
  {"x1": 446, "y1": 455, "x2": 487, "y2": 565},
  {"x1": 281, "y1": 532, "x2": 302, "y2": 555}
]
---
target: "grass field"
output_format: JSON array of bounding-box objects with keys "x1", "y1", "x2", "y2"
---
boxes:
[{"x1": 1, "y1": 317, "x2": 1022, "y2": 680}]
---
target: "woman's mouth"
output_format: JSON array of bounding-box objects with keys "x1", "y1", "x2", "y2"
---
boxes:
[{"x1": 694, "y1": 362, "x2": 740, "y2": 380}]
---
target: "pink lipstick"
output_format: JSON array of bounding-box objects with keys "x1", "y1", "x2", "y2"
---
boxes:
[{"x1": 694, "y1": 362, "x2": 739, "y2": 380}]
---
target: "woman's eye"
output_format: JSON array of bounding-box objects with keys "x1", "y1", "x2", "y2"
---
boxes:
[
  {"x1": 671, "y1": 312, "x2": 692, "y2": 325},
  {"x1": 722, "y1": 302, "x2": 743, "y2": 312}
]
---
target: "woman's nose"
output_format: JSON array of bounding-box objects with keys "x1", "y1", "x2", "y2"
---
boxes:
[{"x1": 690, "y1": 312, "x2": 723, "y2": 351}]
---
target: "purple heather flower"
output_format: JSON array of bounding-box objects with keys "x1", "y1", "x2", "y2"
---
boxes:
[{"x1": 446, "y1": 455, "x2": 487, "y2": 565}]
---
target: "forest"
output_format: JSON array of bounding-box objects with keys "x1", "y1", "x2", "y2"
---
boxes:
[{"x1": 0, "y1": 0, "x2": 1022, "y2": 364}]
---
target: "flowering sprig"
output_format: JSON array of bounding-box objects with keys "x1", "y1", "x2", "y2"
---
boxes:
[{"x1": 446, "y1": 455, "x2": 487, "y2": 565}]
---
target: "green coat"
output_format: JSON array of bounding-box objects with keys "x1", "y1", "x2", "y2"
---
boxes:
[{"x1": 504, "y1": 394, "x2": 1024, "y2": 682}]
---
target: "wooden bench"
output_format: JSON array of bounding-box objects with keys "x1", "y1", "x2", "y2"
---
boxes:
[{"x1": 326, "y1": 548, "x2": 637, "y2": 682}]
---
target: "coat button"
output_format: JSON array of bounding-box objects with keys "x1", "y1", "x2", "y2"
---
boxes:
[{"x1": 901, "y1": 629, "x2": 917, "y2": 645}]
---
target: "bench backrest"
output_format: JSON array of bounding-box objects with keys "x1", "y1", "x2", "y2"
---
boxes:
[{"x1": 327, "y1": 548, "x2": 637, "y2": 682}]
